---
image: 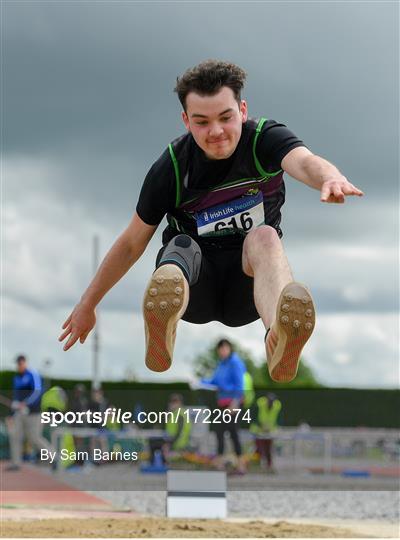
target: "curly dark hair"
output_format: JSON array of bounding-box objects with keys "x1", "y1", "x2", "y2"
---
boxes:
[{"x1": 174, "y1": 59, "x2": 247, "y2": 110}]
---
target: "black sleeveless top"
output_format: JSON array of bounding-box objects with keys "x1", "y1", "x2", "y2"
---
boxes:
[{"x1": 164, "y1": 118, "x2": 286, "y2": 246}]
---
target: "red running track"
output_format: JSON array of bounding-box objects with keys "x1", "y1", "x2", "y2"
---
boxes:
[{"x1": 0, "y1": 462, "x2": 110, "y2": 508}]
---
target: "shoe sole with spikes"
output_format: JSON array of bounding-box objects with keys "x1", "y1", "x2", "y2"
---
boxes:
[
  {"x1": 266, "y1": 282, "x2": 315, "y2": 382},
  {"x1": 143, "y1": 264, "x2": 189, "y2": 372}
]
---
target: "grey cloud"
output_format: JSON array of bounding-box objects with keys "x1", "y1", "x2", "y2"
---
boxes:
[
  {"x1": 310, "y1": 287, "x2": 398, "y2": 314},
  {"x1": 4, "y1": 2, "x2": 398, "y2": 195}
]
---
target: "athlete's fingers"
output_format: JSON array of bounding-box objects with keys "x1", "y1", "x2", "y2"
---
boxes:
[
  {"x1": 58, "y1": 325, "x2": 72, "y2": 342},
  {"x1": 328, "y1": 198, "x2": 343, "y2": 204},
  {"x1": 320, "y1": 183, "x2": 332, "y2": 202},
  {"x1": 343, "y1": 183, "x2": 364, "y2": 196},
  {"x1": 62, "y1": 315, "x2": 72, "y2": 330},
  {"x1": 63, "y1": 331, "x2": 80, "y2": 351},
  {"x1": 332, "y1": 185, "x2": 345, "y2": 203},
  {"x1": 80, "y1": 331, "x2": 90, "y2": 344},
  {"x1": 322, "y1": 180, "x2": 364, "y2": 202},
  {"x1": 321, "y1": 183, "x2": 343, "y2": 203}
]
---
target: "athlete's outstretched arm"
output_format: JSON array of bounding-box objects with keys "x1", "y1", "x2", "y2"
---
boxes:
[
  {"x1": 59, "y1": 213, "x2": 157, "y2": 351},
  {"x1": 281, "y1": 146, "x2": 364, "y2": 203}
]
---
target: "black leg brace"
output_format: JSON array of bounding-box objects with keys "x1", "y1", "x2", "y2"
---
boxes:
[{"x1": 157, "y1": 234, "x2": 202, "y2": 287}]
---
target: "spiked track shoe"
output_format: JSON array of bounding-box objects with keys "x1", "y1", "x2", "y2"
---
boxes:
[
  {"x1": 266, "y1": 282, "x2": 315, "y2": 382},
  {"x1": 143, "y1": 264, "x2": 189, "y2": 372}
]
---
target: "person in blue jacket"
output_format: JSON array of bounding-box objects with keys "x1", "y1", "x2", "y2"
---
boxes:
[
  {"x1": 6, "y1": 355, "x2": 55, "y2": 471},
  {"x1": 202, "y1": 339, "x2": 246, "y2": 474}
]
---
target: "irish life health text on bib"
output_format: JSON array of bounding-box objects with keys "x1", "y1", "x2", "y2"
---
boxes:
[{"x1": 195, "y1": 191, "x2": 265, "y2": 237}]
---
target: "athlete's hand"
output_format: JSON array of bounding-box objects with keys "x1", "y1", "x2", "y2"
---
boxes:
[
  {"x1": 320, "y1": 177, "x2": 364, "y2": 203},
  {"x1": 59, "y1": 303, "x2": 96, "y2": 351}
]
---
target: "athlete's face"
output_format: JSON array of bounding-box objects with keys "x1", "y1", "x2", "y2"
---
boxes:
[{"x1": 182, "y1": 86, "x2": 248, "y2": 160}]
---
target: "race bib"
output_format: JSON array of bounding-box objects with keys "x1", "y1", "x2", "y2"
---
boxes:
[{"x1": 195, "y1": 191, "x2": 265, "y2": 237}]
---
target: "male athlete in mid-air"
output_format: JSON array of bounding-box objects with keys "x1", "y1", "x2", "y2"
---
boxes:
[{"x1": 59, "y1": 60, "x2": 363, "y2": 382}]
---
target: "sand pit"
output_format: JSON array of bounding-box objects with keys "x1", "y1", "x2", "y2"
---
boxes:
[{"x1": 0, "y1": 515, "x2": 369, "y2": 538}]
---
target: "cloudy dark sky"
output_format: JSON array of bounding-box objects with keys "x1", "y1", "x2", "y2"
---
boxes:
[{"x1": 3, "y1": 1, "x2": 399, "y2": 387}]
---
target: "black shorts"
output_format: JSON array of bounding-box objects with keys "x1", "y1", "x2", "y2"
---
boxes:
[{"x1": 156, "y1": 242, "x2": 259, "y2": 327}]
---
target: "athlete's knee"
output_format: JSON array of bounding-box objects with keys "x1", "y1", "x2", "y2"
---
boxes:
[
  {"x1": 246, "y1": 225, "x2": 280, "y2": 250},
  {"x1": 242, "y1": 226, "x2": 281, "y2": 275},
  {"x1": 157, "y1": 234, "x2": 202, "y2": 286}
]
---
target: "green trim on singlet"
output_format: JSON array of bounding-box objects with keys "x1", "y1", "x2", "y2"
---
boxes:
[
  {"x1": 253, "y1": 118, "x2": 269, "y2": 176},
  {"x1": 169, "y1": 215, "x2": 183, "y2": 232},
  {"x1": 170, "y1": 118, "x2": 282, "y2": 211},
  {"x1": 212, "y1": 175, "x2": 267, "y2": 191},
  {"x1": 179, "y1": 118, "x2": 283, "y2": 207},
  {"x1": 253, "y1": 117, "x2": 283, "y2": 178},
  {"x1": 168, "y1": 143, "x2": 181, "y2": 207},
  {"x1": 167, "y1": 215, "x2": 188, "y2": 233}
]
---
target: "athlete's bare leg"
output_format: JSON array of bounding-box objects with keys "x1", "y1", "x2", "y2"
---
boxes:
[
  {"x1": 242, "y1": 225, "x2": 315, "y2": 382},
  {"x1": 242, "y1": 226, "x2": 293, "y2": 330}
]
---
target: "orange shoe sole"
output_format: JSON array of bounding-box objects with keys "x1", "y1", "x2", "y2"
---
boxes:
[
  {"x1": 143, "y1": 264, "x2": 189, "y2": 372},
  {"x1": 266, "y1": 282, "x2": 315, "y2": 382}
]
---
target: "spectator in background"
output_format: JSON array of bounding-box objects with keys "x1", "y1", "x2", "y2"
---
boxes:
[
  {"x1": 147, "y1": 394, "x2": 192, "y2": 467},
  {"x1": 243, "y1": 370, "x2": 255, "y2": 409},
  {"x1": 6, "y1": 355, "x2": 56, "y2": 471},
  {"x1": 41, "y1": 386, "x2": 76, "y2": 470},
  {"x1": 69, "y1": 383, "x2": 90, "y2": 466},
  {"x1": 70, "y1": 384, "x2": 89, "y2": 418},
  {"x1": 202, "y1": 339, "x2": 247, "y2": 474},
  {"x1": 41, "y1": 386, "x2": 68, "y2": 414},
  {"x1": 89, "y1": 388, "x2": 110, "y2": 415},
  {"x1": 164, "y1": 393, "x2": 192, "y2": 454},
  {"x1": 250, "y1": 392, "x2": 282, "y2": 472},
  {"x1": 89, "y1": 388, "x2": 111, "y2": 461}
]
